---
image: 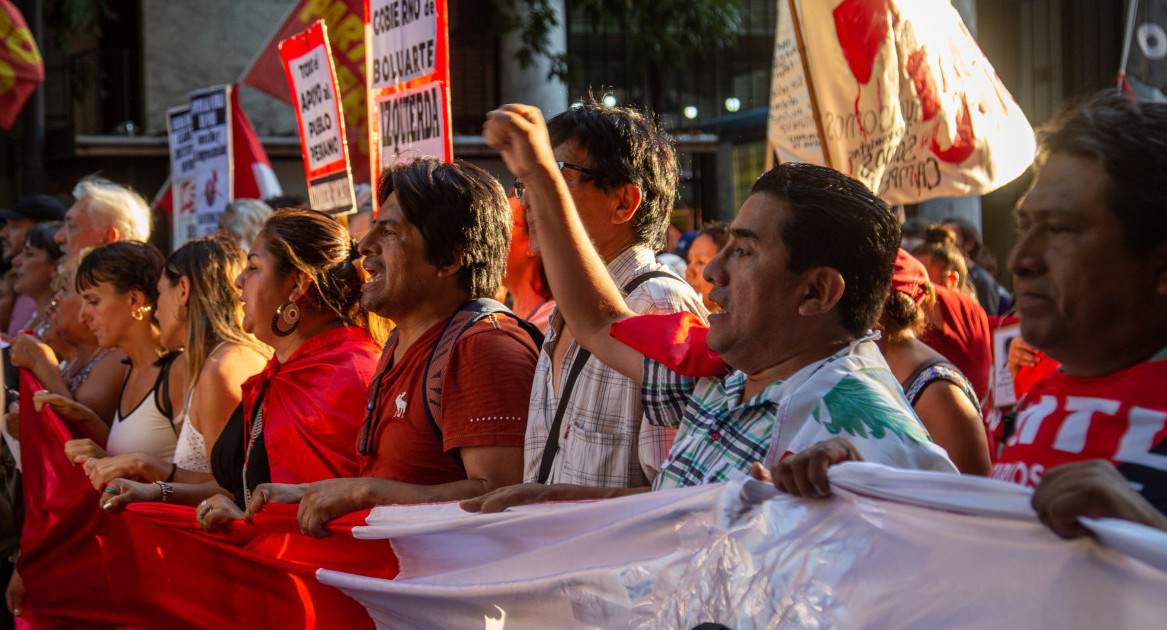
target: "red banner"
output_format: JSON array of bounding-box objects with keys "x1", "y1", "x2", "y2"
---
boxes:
[
  {"x1": 16, "y1": 370, "x2": 396, "y2": 628},
  {"x1": 241, "y1": 0, "x2": 370, "y2": 185},
  {"x1": 0, "y1": 0, "x2": 43, "y2": 130}
]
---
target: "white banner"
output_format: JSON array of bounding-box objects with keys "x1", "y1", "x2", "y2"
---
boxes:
[
  {"x1": 189, "y1": 85, "x2": 233, "y2": 239},
  {"x1": 375, "y1": 80, "x2": 447, "y2": 168},
  {"x1": 166, "y1": 105, "x2": 198, "y2": 249},
  {"x1": 769, "y1": 0, "x2": 1035, "y2": 203},
  {"x1": 368, "y1": 0, "x2": 439, "y2": 90},
  {"x1": 321, "y1": 464, "x2": 1167, "y2": 628}
]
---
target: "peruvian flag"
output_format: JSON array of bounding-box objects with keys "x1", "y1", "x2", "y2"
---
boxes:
[
  {"x1": 0, "y1": 0, "x2": 44, "y2": 130},
  {"x1": 230, "y1": 86, "x2": 282, "y2": 201}
]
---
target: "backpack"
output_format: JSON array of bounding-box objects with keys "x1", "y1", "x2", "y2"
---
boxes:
[{"x1": 357, "y1": 298, "x2": 543, "y2": 465}]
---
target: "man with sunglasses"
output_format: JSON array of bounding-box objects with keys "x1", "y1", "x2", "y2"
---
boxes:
[{"x1": 517, "y1": 99, "x2": 707, "y2": 492}]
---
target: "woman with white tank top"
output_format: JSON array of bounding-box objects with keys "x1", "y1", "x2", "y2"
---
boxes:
[
  {"x1": 53, "y1": 242, "x2": 186, "y2": 471},
  {"x1": 73, "y1": 236, "x2": 270, "y2": 489}
]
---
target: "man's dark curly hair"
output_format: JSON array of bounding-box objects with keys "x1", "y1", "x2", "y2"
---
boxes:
[{"x1": 547, "y1": 97, "x2": 678, "y2": 252}]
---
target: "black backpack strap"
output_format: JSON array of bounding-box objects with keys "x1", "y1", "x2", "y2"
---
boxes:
[
  {"x1": 620, "y1": 269, "x2": 680, "y2": 295},
  {"x1": 534, "y1": 269, "x2": 677, "y2": 483},
  {"x1": 357, "y1": 330, "x2": 397, "y2": 456},
  {"x1": 421, "y1": 299, "x2": 542, "y2": 467}
]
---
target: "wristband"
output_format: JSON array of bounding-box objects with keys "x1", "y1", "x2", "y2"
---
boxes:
[{"x1": 155, "y1": 480, "x2": 173, "y2": 503}]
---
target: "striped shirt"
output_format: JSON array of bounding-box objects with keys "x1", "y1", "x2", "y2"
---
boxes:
[{"x1": 524, "y1": 245, "x2": 709, "y2": 487}]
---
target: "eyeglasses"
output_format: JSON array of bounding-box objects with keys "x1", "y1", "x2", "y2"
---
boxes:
[{"x1": 513, "y1": 161, "x2": 605, "y2": 200}]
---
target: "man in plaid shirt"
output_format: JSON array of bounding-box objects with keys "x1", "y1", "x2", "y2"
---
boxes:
[{"x1": 463, "y1": 105, "x2": 954, "y2": 513}]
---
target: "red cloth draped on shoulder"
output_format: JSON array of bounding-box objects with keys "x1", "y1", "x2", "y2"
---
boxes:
[
  {"x1": 609, "y1": 312, "x2": 727, "y2": 377},
  {"x1": 241, "y1": 325, "x2": 381, "y2": 485},
  {"x1": 17, "y1": 370, "x2": 393, "y2": 628}
]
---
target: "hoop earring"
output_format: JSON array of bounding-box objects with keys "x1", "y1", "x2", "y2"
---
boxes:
[
  {"x1": 272, "y1": 302, "x2": 301, "y2": 337},
  {"x1": 131, "y1": 305, "x2": 153, "y2": 321}
]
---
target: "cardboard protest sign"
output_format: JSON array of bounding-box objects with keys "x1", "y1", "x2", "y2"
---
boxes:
[
  {"x1": 166, "y1": 106, "x2": 198, "y2": 249},
  {"x1": 768, "y1": 0, "x2": 1035, "y2": 203},
  {"x1": 240, "y1": 0, "x2": 371, "y2": 184},
  {"x1": 189, "y1": 85, "x2": 233, "y2": 240},
  {"x1": 280, "y1": 21, "x2": 356, "y2": 215},
  {"x1": 367, "y1": 0, "x2": 441, "y2": 90},
  {"x1": 374, "y1": 80, "x2": 450, "y2": 168},
  {"x1": 364, "y1": 0, "x2": 450, "y2": 213}
]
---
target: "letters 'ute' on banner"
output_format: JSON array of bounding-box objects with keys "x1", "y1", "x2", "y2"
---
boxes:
[
  {"x1": 365, "y1": 0, "x2": 451, "y2": 214},
  {"x1": 281, "y1": 21, "x2": 357, "y2": 216},
  {"x1": 769, "y1": 0, "x2": 1036, "y2": 204},
  {"x1": 240, "y1": 0, "x2": 370, "y2": 184}
]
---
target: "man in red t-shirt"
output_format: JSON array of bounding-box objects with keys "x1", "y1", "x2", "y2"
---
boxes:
[
  {"x1": 992, "y1": 91, "x2": 1167, "y2": 537},
  {"x1": 247, "y1": 159, "x2": 538, "y2": 537}
]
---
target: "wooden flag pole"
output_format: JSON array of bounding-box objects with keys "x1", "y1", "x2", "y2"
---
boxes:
[{"x1": 787, "y1": 0, "x2": 833, "y2": 169}]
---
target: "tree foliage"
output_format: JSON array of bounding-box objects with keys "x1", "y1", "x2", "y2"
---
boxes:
[{"x1": 491, "y1": 0, "x2": 743, "y2": 84}]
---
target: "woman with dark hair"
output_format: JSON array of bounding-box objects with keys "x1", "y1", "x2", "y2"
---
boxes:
[
  {"x1": 10, "y1": 222, "x2": 63, "y2": 337},
  {"x1": 684, "y1": 221, "x2": 729, "y2": 312},
  {"x1": 79, "y1": 236, "x2": 271, "y2": 489},
  {"x1": 7, "y1": 254, "x2": 127, "y2": 434},
  {"x1": 912, "y1": 227, "x2": 976, "y2": 300},
  {"x1": 40, "y1": 242, "x2": 185, "y2": 458},
  {"x1": 876, "y1": 250, "x2": 991, "y2": 475},
  {"x1": 99, "y1": 209, "x2": 381, "y2": 531}
]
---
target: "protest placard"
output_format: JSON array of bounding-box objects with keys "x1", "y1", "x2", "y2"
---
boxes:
[
  {"x1": 768, "y1": 0, "x2": 1035, "y2": 204},
  {"x1": 364, "y1": 0, "x2": 449, "y2": 210},
  {"x1": 281, "y1": 21, "x2": 356, "y2": 215},
  {"x1": 166, "y1": 106, "x2": 198, "y2": 249},
  {"x1": 189, "y1": 85, "x2": 233, "y2": 239},
  {"x1": 367, "y1": 0, "x2": 441, "y2": 90},
  {"x1": 374, "y1": 80, "x2": 450, "y2": 168}
]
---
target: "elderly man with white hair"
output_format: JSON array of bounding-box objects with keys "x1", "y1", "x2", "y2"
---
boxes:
[{"x1": 54, "y1": 175, "x2": 152, "y2": 259}]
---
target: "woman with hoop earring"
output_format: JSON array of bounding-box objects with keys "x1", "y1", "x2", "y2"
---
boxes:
[{"x1": 100, "y1": 209, "x2": 384, "y2": 532}]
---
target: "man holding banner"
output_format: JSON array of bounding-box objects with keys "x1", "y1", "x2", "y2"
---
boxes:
[
  {"x1": 246, "y1": 158, "x2": 539, "y2": 536},
  {"x1": 465, "y1": 103, "x2": 955, "y2": 514}
]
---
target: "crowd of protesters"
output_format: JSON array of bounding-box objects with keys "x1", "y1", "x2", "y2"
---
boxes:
[{"x1": 0, "y1": 87, "x2": 1164, "y2": 623}]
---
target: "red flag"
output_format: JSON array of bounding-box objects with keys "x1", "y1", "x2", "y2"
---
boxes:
[
  {"x1": 240, "y1": 0, "x2": 369, "y2": 184},
  {"x1": 16, "y1": 370, "x2": 394, "y2": 628},
  {"x1": 231, "y1": 85, "x2": 283, "y2": 200},
  {"x1": 0, "y1": 0, "x2": 43, "y2": 130}
]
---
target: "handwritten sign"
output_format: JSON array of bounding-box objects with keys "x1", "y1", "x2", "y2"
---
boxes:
[
  {"x1": 768, "y1": 0, "x2": 1034, "y2": 204},
  {"x1": 280, "y1": 21, "x2": 355, "y2": 215}
]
